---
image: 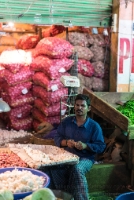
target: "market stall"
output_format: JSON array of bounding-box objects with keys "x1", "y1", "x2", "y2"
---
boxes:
[
  {"x1": 0, "y1": 89, "x2": 134, "y2": 196},
  {"x1": 0, "y1": 0, "x2": 132, "y2": 199}
]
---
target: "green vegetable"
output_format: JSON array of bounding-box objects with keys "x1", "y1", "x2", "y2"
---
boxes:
[
  {"x1": 117, "y1": 100, "x2": 134, "y2": 125},
  {"x1": 31, "y1": 188, "x2": 56, "y2": 200},
  {"x1": 0, "y1": 190, "x2": 13, "y2": 200}
]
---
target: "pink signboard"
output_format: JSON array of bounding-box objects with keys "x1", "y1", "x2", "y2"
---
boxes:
[{"x1": 117, "y1": 2, "x2": 134, "y2": 92}]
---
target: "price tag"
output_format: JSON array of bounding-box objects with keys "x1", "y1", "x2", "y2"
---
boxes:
[
  {"x1": 51, "y1": 85, "x2": 58, "y2": 91},
  {"x1": 22, "y1": 88, "x2": 28, "y2": 94}
]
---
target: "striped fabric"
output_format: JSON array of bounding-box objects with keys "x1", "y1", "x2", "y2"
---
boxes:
[{"x1": 40, "y1": 158, "x2": 93, "y2": 200}]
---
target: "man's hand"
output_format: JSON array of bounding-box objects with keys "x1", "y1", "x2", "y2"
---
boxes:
[
  {"x1": 67, "y1": 140, "x2": 75, "y2": 148},
  {"x1": 75, "y1": 141, "x2": 87, "y2": 150}
]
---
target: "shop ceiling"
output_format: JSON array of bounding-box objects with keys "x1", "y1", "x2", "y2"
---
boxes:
[{"x1": 0, "y1": 0, "x2": 112, "y2": 27}]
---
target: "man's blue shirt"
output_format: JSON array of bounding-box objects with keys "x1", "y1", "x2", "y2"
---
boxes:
[{"x1": 54, "y1": 116, "x2": 106, "y2": 162}]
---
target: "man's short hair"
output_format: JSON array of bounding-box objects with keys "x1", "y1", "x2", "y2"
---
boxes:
[{"x1": 75, "y1": 94, "x2": 90, "y2": 106}]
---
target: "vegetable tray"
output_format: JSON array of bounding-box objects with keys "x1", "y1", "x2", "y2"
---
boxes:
[{"x1": 7, "y1": 143, "x2": 79, "y2": 169}]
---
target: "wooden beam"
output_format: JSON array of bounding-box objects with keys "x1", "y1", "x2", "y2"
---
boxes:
[
  {"x1": 109, "y1": 0, "x2": 119, "y2": 91},
  {"x1": 83, "y1": 88, "x2": 129, "y2": 131},
  {"x1": 0, "y1": 30, "x2": 35, "y2": 34}
]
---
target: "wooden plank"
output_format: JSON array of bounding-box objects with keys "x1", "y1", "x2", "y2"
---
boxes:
[
  {"x1": 83, "y1": 88, "x2": 129, "y2": 131},
  {"x1": 91, "y1": 95, "x2": 128, "y2": 131},
  {"x1": 0, "y1": 30, "x2": 35, "y2": 33},
  {"x1": 109, "y1": 0, "x2": 119, "y2": 91},
  {"x1": 91, "y1": 106, "x2": 119, "y2": 127}
]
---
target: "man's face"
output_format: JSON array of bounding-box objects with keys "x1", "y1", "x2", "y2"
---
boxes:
[{"x1": 74, "y1": 100, "x2": 89, "y2": 116}]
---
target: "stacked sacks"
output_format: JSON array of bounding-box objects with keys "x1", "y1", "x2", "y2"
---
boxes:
[
  {"x1": 0, "y1": 49, "x2": 34, "y2": 130},
  {"x1": 68, "y1": 32, "x2": 109, "y2": 92},
  {"x1": 31, "y1": 37, "x2": 74, "y2": 131}
]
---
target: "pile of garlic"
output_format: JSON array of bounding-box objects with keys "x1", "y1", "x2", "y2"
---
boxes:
[
  {"x1": 0, "y1": 169, "x2": 45, "y2": 193},
  {"x1": 0, "y1": 129, "x2": 32, "y2": 146}
]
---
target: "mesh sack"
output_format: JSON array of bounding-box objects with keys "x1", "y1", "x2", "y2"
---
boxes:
[
  {"x1": 92, "y1": 61, "x2": 105, "y2": 78},
  {"x1": 7, "y1": 104, "x2": 32, "y2": 119},
  {"x1": 32, "y1": 108, "x2": 60, "y2": 124},
  {"x1": 77, "y1": 59, "x2": 94, "y2": 77},
  {"x1": 68, "y1": 32, "x2": 89, "y2": 47},
  {"x1": 74, "y1": 46, "x2": 94, "y2": 60},
  {"x1": 42, "y1": 25, "x2": 65, "y2": 37},
  {"x1": 33, "y1": 86, "x2": 68, "y2": 106},
  {"x1": 17, "y1": 34, "x2": 39, "y2": 50},
  {"x1": 9, "y1": 116, "x2": 33, "y2": 131},
  {"x1": 34, "y1": 98, "x2": 67, "y2": 117},
  {"x1": 92, "y1": 77, "x2": 109, "y2": 91},
  {"x1": 78, "y1": 73, "x2": 93, "y2": 89},
  {"x1": 4, "y1": 67, "x2": 33, "y2": 86},
  {"x1": 31, "y1": 56, "x2": 74, "y2": 79},
  {"x1": 90, "y1": 44, "x2": 105, "y2": 62},
  {"x1": 92, "y1": 34, "x2": 105, "y2": 46},
  {"x1": 0, "y1": 50, "x2": 32, "y2": 73},
  {"x1": 33, "y1": 37, "x2": 74, "y2": 58},
  {"x1": 33, "y1": 72, "x2": 65, "y2": 91},
  {"x1": 2, "y1": 92, "x2": 34, "y2": 108},
  {"x1": 0, "y1": 66, "x2": 5, "y2": 78},
  {"x1": 2, "y1": 82, "x2": 32, "y2": 98}
]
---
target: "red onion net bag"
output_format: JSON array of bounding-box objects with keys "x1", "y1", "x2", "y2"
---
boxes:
[
  {"x1": 17, "y1": 34, "x2": 39, "y2": 50},
  {"x1": 7, "y1": 104, "x2": 32, "y2": 119},
  {"x1": 32, "y1": 108, "x2": 60, "y2": 124},
  {"x1": 42, "y1": 25, "x2": 65, "y2": 37},
  {"x1": 33, "y1": 37, "x2": 74, "y2": 58},
  {"x1": 0, "y1": 50, "x2": 32, "y2": 73},
  {"x1": 90, "y1": 44, "x2": 105, "y2": 62},
  {"x1": 68, "y1": 32, "x2": 89, "y2": 47},
  {"x1": 4, "y1": 67, "x2": 33, "y2": 86},
  {"x1": 31, "y1": 56, "x2": 74, "y2": 79},
  {"x1": 91, "y1": 61, "x2": 105, "y2": 78},
  {"x1": 92, "y1": 77, "x2": 109, "y2": 91},
  {"x1": 34, "y1": 98, "x2": 67, "y2": 117},
  {"x1": 74, "y1": 46, "x2": 94, "y2": 60},
  {"x1": 1, "y1": 92, "x2": 34, "y2": 108},
  {"x1": 9, "y1": 116, "x2": 33, "y2": 131},
  {"x1": 78, "y1": 73, "x2": 93, "y2": 90},
  {"x1": 77, "y1": 59, "x2": 94, "y2": 77},
  {"x1": 33, "y1": 72, "x2": 67, "y2": 91},
  {"x1": 86, "y1": 34, "x2": 106, "y2": 46},
  {"x1": 0, "y1": 65, "x2": 5, "y2": 78},
  {"x1": 33, "y1": 86, "x2": 68, "y2": 106},
  {"x1": 2, "y1": 82, "x2": 32, "y2": 98}
]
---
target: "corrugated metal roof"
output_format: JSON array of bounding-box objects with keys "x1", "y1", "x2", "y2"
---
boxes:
[{"x1": 0, "y1": 0, "x2": 113, "y2": 26}]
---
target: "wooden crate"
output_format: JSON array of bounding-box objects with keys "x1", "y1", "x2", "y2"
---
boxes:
[
  {"x1": 32, "y1": 135, "x2": 55, "y2": 146},
  {"x1": 83, "y1": 88, "x2": 131, "y2": 131}
]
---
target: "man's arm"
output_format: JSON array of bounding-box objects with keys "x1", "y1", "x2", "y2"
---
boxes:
[
  {"x1": 54, "y1": 120, "x2": 69, "y2": 147},
  {"x1": 75, "y1": 123, "x2": 106, "y2": 153},
  {"x1": 86, "y1": 123, "x2": 106, "y2": 154}
]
